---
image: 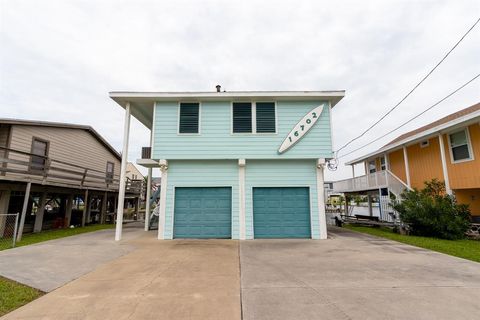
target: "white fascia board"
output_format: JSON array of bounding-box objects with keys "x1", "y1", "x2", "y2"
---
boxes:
[
  {"x1": 109, "y1": 90, "x2": 345, "y2": 106},
  {"x1": 345, "y1": 110, "x2": 480, "y2": 166}
]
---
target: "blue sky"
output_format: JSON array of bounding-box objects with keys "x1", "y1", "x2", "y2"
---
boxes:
[{"x1": 1, "y1": 0, "x2": 479, "y2": 180}]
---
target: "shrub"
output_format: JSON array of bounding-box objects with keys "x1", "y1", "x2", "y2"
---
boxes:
[{"x1": 393, "y1": 179, "x2": 471, "y2": 240}]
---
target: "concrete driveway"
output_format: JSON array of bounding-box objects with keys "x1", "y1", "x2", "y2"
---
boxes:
[
  {"x1": 241, "y1": 227, "x2": 480, "y2": 320},
  {"x1": 2, "y1": 227, "x2": 480, "y2": 320}
]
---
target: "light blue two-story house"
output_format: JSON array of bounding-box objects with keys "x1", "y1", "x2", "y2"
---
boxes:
[{"x1": 110, "y1": 88, "x2": 344, "y2": 240}]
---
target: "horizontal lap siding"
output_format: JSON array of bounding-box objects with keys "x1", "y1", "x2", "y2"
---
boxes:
[
  {"x1": 6, "y1": 125, "x2": 120, "y2": 180},
  {"x1": 445, "y1": 125, "x2": 480, "y2": 189},
  {"x1": 164, "y1": 160, "x2": 239, "y2": 239},
  {"x1": 407, "y1": 138, "x2": 444, "y2": 189},
  {"x1": 152, "y1": 101, "x2": 332, "y2": 159},
  {"x1": 245, "y1": 160, "x2": 319, "y2": 239}
]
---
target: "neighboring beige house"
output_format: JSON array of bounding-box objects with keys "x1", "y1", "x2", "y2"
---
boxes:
[
  {"x1": 126, "y1": 162, "x2": 143, "y2": 181},
  {"x1": 0, "y1": 118, "x2": 141, "y2": 240}
]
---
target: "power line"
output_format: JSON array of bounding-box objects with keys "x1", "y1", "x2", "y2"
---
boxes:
[
  {"x1": 336, "y1": 17, "x2": 480, "y2": 154},
  {"x1": 338, "y1": 72, "x2": 480, "y2": 160}
]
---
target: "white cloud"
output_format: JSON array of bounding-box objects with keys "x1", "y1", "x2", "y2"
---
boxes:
[{"x1": 1, "y1": 0, "x2": 479, "y2": 180}]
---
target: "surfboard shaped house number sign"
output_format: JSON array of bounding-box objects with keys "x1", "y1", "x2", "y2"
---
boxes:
[{"x1": 278, "y1": 104, "x2": 325, "y2": 154}]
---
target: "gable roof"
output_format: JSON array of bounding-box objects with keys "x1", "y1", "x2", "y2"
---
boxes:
[
  {"x1": 384, "y1": 102, "x2": 480, "y2": 147},
  {"x1": 345, "y1": 102, "x2": 480, "y2": 165},
  {"x1": 0, "y1": 118, "x2": 121, "y2": 160}
]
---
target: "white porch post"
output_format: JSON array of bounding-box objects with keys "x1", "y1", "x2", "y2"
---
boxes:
[
  {"x1": 316, "y1": 159, "x2": 328, "y2": 239},
  {"x1": 17, "y1": 182, "x2": 31, "y2": 242},
  {"x1": 115, "y1": 102, "x2": 131, "y2": 241},
  {"x1": 438, "y1": 134, "x2": 453, "y2": 195},
  {"x1": 157, "y1": 160, "x2": 168, "y2": 240},
  {"x1": 144, "y1": 168, "x2": 152, "y2": 231},
  {"x1": 144, "y1": 125, "x2": 154, "y2": 231},
  {"x1": 238, "y1": 159, "x2": 246, "y2": 240},
  {"x1": 403, "y1": 146, "x2": 411, "y2": 188}
]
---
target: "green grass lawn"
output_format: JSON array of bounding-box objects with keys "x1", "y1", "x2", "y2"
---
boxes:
[
  {"x1": 0, "y1": 224, "x2": 114, "y2": 251},
  {"x1": 0, "y1": 277, "x2": 43, "y2": 316},
  {"x1": 344, "y1": 224, "x2": 480, "y2": 263}
]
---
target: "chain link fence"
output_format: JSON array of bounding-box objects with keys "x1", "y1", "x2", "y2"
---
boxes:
[{"x1": 0, "y1": 213, "x2": 19, "y2": 250}]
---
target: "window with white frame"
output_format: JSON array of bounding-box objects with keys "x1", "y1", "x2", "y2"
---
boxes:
[
  {"x1": 368, "y1": 160, "x2": 376, "y2": 174},
  {"x1": 232, "y1": 102, "x2": 276, "y2": 134},
  {"x1": 449, "y1": 129, "x2": 473, "y2": 162},
  {"x1": 178, "y1": 103, "x2": 200, "y2": 134},
  {"x1": 380, "y1": 157, "x2": 386, "y2": 171}
]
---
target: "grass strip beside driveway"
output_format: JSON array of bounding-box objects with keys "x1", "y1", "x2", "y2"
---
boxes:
[
  {"x1": 0, "y1": 224, "x2": 115, "y2": 251},
  {"x1": 344, "y1": 225, "x2": 480, "y2": 263},
  {"x1": 0, "y1": 277, "x2": 43, "y2": 316}
]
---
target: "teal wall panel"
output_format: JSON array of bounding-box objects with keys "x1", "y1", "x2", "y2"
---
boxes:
[
  {"x1": 152, "y1": 101, "x2": 332, "y2": 160},
  {"x1": 164, "y1": 160, "x2": 239, "y2": 239},
  {"x1": 245, "y1": 160, "x2": 320, "y2": 239}
]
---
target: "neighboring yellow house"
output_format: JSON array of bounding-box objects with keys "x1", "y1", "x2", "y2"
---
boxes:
[{"x1": 334, "y1": 102, "x2": 480, "y2": 222}]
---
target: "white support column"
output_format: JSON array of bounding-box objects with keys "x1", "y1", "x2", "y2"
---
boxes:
[
  {"x1": 144, "y1": 168, "x2": 152, "y2": 231},
  {"x1": 438, "y1": 134, "x2": 452, "y2": 195},
  {"x1": 17, "y1": 182, "x2": 31, "y2": 242},
  {"x1": 403, "y1": 146, "x2": 411, "y2": 188},
  {"x1": 351, "y1": 165, "x2": 355, "y2": 178},
  {"x1": 157, "y1": 160, "x2": 168, "y2": 240},
  {"x1": 115, "y1": 102, "x2": 131, "y2": 241},
  {"x1": 316, "y1": 159, "x2": 328, "y2": 240},
  {"x1": 238, "y1": 159, "x2": 246, "y2": 240},
  {"x1": 33, "y1": 192, "x2": 47, "y2": 233},
  {"x1": 145, "y1": 119, "x2": 155, "y2": 231}
]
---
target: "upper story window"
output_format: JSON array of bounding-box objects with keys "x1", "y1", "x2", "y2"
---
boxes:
[
  {"x1": 232, "y1": 102, "x2": 276, "y2": 134},
  {"x1": 368, "y1": 160, "x2": 376, "y2": 174},
  {"x1": 449, "y1": 128, "x2": 473, "y2": 163},
  {"x1": 232, "y1": 103, "x2": 253, "y2": 133},
  {"x1": 380, "y1": 157, "x2": 386, "y2": 171},
  {"x1": 178, "y1": 103, "x2": 200, "y2": 134},
  {"x1": 30, "y1": 138, "x2": 49, "y2": 172},
  {"x1": 106, "y1": 162, "x2": 114, "y2": 183},
  {"x1": 256, "y1": 102, "x2": 276, "y2": 133}
]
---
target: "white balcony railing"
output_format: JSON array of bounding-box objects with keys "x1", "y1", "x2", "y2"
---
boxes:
[{"x1": 333, "y1": 170, "x2": 410, "y2": 198}]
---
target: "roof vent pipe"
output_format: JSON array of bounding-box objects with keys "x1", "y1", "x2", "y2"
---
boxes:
[{"x1": 216, "y1": 85, "x2": 221, "y2": 92}]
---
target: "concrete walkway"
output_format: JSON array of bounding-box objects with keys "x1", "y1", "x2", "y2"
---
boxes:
[
  {"x1": 2, "y1": 227, "x2": 480, "y2": 319},
  {"x1": 0, "y1": 224, "x2": 142, "y2": 292}
]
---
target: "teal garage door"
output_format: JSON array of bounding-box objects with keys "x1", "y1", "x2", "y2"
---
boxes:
[
  {"x1": 253, "y1": 187, "x2": 311, "y2": 238},
  {"x1": 174, "y1": 187, "x2": 232, "y2": 238}
]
